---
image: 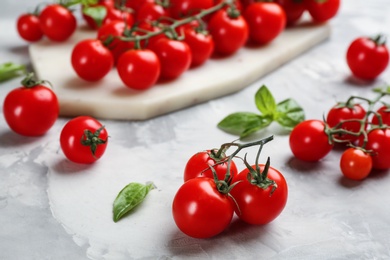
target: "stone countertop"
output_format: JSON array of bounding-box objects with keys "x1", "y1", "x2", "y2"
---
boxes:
[{"x1": 1, "y1": 0, "x2": 390, "y2": 259}]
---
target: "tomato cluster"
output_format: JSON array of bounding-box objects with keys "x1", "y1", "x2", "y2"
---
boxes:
[
  {"x1": 289, "y1": 90, "x2": 390, "y2": 180},
  {"x1": 172, "y1": 136, "x2": 288, "y2": 238}
]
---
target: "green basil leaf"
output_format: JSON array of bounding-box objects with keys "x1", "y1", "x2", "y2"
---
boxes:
[
  {"x1": 255, "y1": 85, "x2": 277, "y2": 116},
  {"x1": 82, "y1": 6, "x2": 107, "y2": 28},
  {"x1": 0, "y1": 62, "x2": 26, "y2": 83},
  {"x1": 275, "y1": 98, "x2": 305, "y2": 129},
  {"x1": 217, "y1": 112, "x2": 264, "y2": 135},
  {"x1": 113, "y1": 182, "x2": 155, "y2": 222},
  {"x1": 240, "y1": 116, "x2": 273, "y2": 138}
]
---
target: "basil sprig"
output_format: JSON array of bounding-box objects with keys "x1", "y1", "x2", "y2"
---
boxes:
[{"x1": 217, "y1": 85, "x2": 305, "y2": 139}]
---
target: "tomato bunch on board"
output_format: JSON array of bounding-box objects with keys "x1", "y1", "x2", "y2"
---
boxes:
[{"x1": 173, "y1": 136, "x2": 288, "y2": 238}]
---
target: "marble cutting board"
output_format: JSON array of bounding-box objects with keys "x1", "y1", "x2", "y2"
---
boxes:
[{"x1": 29, "y1": 23, "x2": 331, "y2": 120}]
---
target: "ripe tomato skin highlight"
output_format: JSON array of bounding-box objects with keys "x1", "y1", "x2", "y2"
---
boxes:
[
  {"x1": 230, "y1": 164, "x2": 288, "y2": 225},
  {"x1": 172, "y1": 177, "x2": 234, "y2": 239},
  {"x1": 60, "y1": 116, "x2": 108, "y2": 164},
  {"x1": 363, "y1": 129, "x2": 390, "y2": 170},
  {"x1": 208, "y1": 10, "x2": 249, "y2": 56},
  {"x1": 39, "y1": 4, "x2": 77, "y2": 42},
  {"x1": 304, "y1": 0, "x2": 340, "y2": 23},
  {"x1": 182, "y1": 28, "x2": 214, "y2": 67},
  {"x1": 71, "y1": 39, "x2": 114, "y2": 82},
  {"x1": 183, "y1": 150, "x2": 238, "y2": 182},
  {"x1": 371, "y1": 106, "x2": 390, "y2": 126},
  {"x1": 136, "y1": 2, "x2": 169, "y2": 22},
  {"x1": 243, "y1": 2, "x2": 286, "y2": 45},
  {"x1": 340, "y1": 148, "x2": 372, "y2": 181},
  {"x1": 346, "y1": 37, "x2": 390, "y2": 80},
  {"x1": 326, "y1": 104, "x2": 366, "y2": 142},
  {"x1": 289, "y1": 120, "x2": 333, "y2": 162},
  {"x1": 3, "y1": 85, "x2": 59, "y2": 136},
  {"x1": 117, "y1": 49, "x2": 160, "y2": 90},
  {"x1": 17, "y1": 14, "x2": 43, "y2": 42},
  {"x1": 150, "y1": 38, "x2": 192, "y2": 80}
]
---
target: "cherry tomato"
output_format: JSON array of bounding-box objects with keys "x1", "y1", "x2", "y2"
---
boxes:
[
  {"x1": 340, "y1": 148, "x2": 372, "y2": 181},
  {"x1": 39, "y1": 4, "x2": 77, "y2": 42},
  {"x1": 289, "y1": 119, "x2": 333, "y2": 161},
  {"x1": 326, "y1": 104, "x2": 366, "y2": 142},
  {"x1": 183, "y1": 150, "x2": 238, "y2": 182},
  {"x1": 230, "y1": 164, "x2": 288, "y2": 225},
  {"x1": 172, "y1": 177, "x2": 234, "y2": 238},
  {"x1": 305, "y1": 0, "x2": 340, "y2": 23},
  {"x1": 136, "y1": 1, "x2": 169, "y2": 22},
  {"x1": 125, "y1": 0, "x2": 154, "y2": 13},
  {"x1": 71, "y1": 39, "x2": 114, "y2": 82},
  {"x1": 3, "y1": 76, "x2": 59, "y2": 136},
  {"x1": 117, "y1": 49, "x2": 160, "y2": 90},
  {"x1": 150, "y1": 38, "x2": 192, "y2": 80},
  {"x1": 137, "y1": 21, "x2": 166, "y2": 49},
  {"x1": 169, "y1": 0, "x2": 214, "y2": 19},
  {"x1": 182, "y1": 27, "x2": 214, "y2": 67},
  {"x1": 244, "y1": 2, "x2": 286, "y2": 45},
  {"x1": 362, "y1": 128, "x2": 390, "y2": 170},
  {"x1": 17, "y1": 13, "x2": 43, "y2": 42},
  {"x1": 81, "y1": 0, "x2": 115, "y2": 29},
  {"x1": 274, "y1": 0, "x2": 305, "y2": 26},
  {"x1": 60, "y1": 116, "x2": 108, "y2": 164},
  {"x1": 208, "y1": 9, "x2": 249, "y2": 56},
  {"x1": 371, "y1": 106, "x2": 390, "y2": 126},
  {"x1": 346, "y1": 36, "x2": 389, "y2": 80},
  {"x1": 104, "y1": 7, "x2": 134, "y2": 27}
]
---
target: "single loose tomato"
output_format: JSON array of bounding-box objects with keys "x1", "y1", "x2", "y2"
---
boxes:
[
  {"x1": 274, "y1": 0, "x2": 305, "y2": 26},
  {"x1": 362, "y1": 128, "x2": 390, "y2": 170},
  {"x1": 289, "y1": 119, "x2": 333, "y2": 161},
  {"x1": 346, "y1": 36, "x2": 389, "y2": 80},
  {"x1": 17, "y1": 13, "x2": 43, "y2": 42},
  {"x1": 244, "y1": 2, "x2": 286, "y2": 45},
  {"x1": 326, "y1": 103, "x2": 366, "y2": 142},
  {"x1": 340, "y1": 148, "x2": 372, "y2": 180},
  {"x1": 150, "y1": 38, "x2": 192, "y2": 80},
  {"x1": 71, "y1": 39, "x2": 114, "y2": 82},
  {"x1": 60, "y1": 116, "x2": 108, "y2": 164},
  {"x1": 208, "y1": 9, "x2": 248, "y2": 56},
  {"x1": 3, "y1": 74, "x2": 59, "y2": 136},
  {"x1": 172, "y1": 177, "x2": 234, "y2": 238},
  {"x1": 371, "y1": 106, "x2": 390, "y2": 126},
  {"x1": 39, "y1": 4, "x2": 77, "y2": 42},
  {"x1": 182, "y1": 28, "x2": 214, "y2": 67},
  {"x1": 117, "y1": 49, "x2": 160, "y2": 90},
  {"x1": 305, "y1": 0, "x2": 340, "y2": 23},
  {"x1": 230, "y1": 163, "x2": 288, "y2": 225}
]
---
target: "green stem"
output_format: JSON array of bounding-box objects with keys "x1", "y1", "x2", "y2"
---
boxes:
[{"x1": 0, "y1": 63, "x2": 26, "y2": 83}]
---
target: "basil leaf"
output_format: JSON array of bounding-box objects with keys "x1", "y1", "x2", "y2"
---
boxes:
[
  {"x1": 0, "y1": 62, "x2": 26, "y2": 83},
  {"x1": 217, "y1": 112, "x2": 264, "y2": 135},
  {"x1": 275, "y1": 99, "x2": 305, "y2": 129},
  {"x1": 113, "y1": 182, "x2": 155, "y2": 222},
  {"x1": 82, "y1": 6, "x2": 107, "y2": 28},
  {"x1": 255, "y1": 85, "x2": 277, "y2": 116},
  {"x1": 240, "y1": 116, "x2": 273, "y2": 138}
]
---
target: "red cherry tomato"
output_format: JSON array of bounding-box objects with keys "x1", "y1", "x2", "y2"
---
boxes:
[
  {"x1": 136, "y1": 1, "x2": 169, "y2": 22},
  {"x1": 172, "y1": 177, "x2": 234, "y2": 238},
  {"x1": 244, "y1": 2, "x2": 286, "y2": 45},
  {"x1": 230, "y1": 164, "x2": 288, "y2": 225},
  {"x1": 305, "y1": 0, "x2": 340, "y2": 23},
  {"x1": 60, "y1": 116, "x2": 108, "y2": 164},
  {"x1": 183, "y1": 150, "x2": 238, "y2": 182},
  {"x1": 71, "y1": 39, "x2": 114, "y2": 82},
  {"x1": 104, "y1": 7, "x2": 134, "y2": 27},
  {"x1": 363, "y1": 128, "x2": 390, "y2": 170},
  {"x1": 39, "y1": 4, "x2": 77, "y2": 42},
  {"x1": 289, "y1": 119, "x2": 333, "y2": 161},
  {"x1": 150, "y1": 38, "x2": 192, "y2": 80},
  {"x1": 326, "y1": 104, "x2": 366, "y2": 142},
  {"x1": 117, "y1": 49, "x2": 160, "y2": 90},
  {"x1": 340, "y1": 148, "x2": 372, "y2": 181},
  {"x1": 274, "y1": 0, "x2": 305, "y2": 26},
  {"x1": 371, "y1": 106, "x2": 390, "y2": 126},
  {"x1": 182, "y1": 27, "x2": 214, "y2": 67},
  {"x1": 169, "y1": 0, "x2": 214, "y2": 19},
  {"x1": 208, "y1": 9, "x2": 249, "y2": 56},
  {"x1": 3, "y1": 76, "x2": 59, "y2": 136},
  {"x1": 346, "y1": 36, "x2": 389, "y2": 80},
  {"x1": 17, "y1": 13, "x2": 43, "y2": 42},
  {"x1": 125, "y1": 0, "x2": 154, "y2": 12}
]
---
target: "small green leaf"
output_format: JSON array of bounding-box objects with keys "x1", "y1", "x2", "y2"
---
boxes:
[
  {"x1": 240, "y1": 116, "x2": 273, "y2": 138},
  {"x1": 217, "y1": 112, "x2": 265, "y2": 135},
  {"x1": 255, "y1": 85, "x2": 277, "y2": 116},
  {"x1": 0, "y1": 62, "x2": 26, "y2": 83},
  {"x1": 275, "y1": 99, "x2": 305, "y2": 129},
  {"x1": 82, "y1": 6, "x2": 107, "y2": 28},
  {"x1": 113, "y1": 182, "x2": 155, "y2": 222}
]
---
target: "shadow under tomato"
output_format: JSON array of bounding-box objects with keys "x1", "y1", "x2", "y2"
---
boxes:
[
  {"x1": 338, "y1": 168, "x2": 389, "y2": 188},
  {"x1": 53, "y1": 158, "x2": 96, "y2": 175},
  {"x1": 287, "y1": 156, "x2": 327, "y2": 174},
  {"x1": 343, "y1": 75, "x2": 378, "y2": 87},
  {"x1": 0, "y1": 130, "x2": 42, "y2": 148}
]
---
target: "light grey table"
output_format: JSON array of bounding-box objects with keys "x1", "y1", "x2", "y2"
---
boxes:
[{"x1": 1, "y1": 1, "x2": 390, "y2": 259}]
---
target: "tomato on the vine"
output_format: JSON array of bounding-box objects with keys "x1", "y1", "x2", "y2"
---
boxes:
[
  {"x1": 289, "y1": 119, "x2": 333, "y2": 161},
  {"x1": 274, "y1": 0, "x2": 305, "y2": 26},
  {"x1": 172, "y1": 177, "x2": 234, "y2": 238},
  {"x1": 208, "y1": 9, "x2": 248, "y2": 56},
  {"x1": 39, "y1": 4, "x2": 77, "y2": 42},
  {"x1": 71, "y1": 39, "x2": 114, "y2": 82},
  {"x1": 182, "y1": 27, "x2": 214, "y2": 67},
  {"x1": 230, "y1": 163, "x2": 288, "y2": 225},
  {"x1": 243, "y1": 2, "x2": 286, "y2": 45},
  {"x1": 169, "y1": 0, "x2": 214, "y2": 19},
  {"x1": 60, "y1": 116, "x2": 108, "y2": 164},
  {"x1": 17, "y1": 13, "x2": 43, "y2": 42},
  {"x1": 371, "y1": 106, "x2": 390, "y2": 126},
  {"x1": 136, "y1": 1, "x2": 169, "y2": 22},
  {"x1": 3, "y1": 74, "x2": 59, "y2": 137},
  {"x1": 304, "y1": 0, "x2": 340, "y2": 23},
  {"x1": 125, "y1": 0, "x2": 154, "y2": 13},
  {"x1": 117, "y1": 49, "x2": 160, "y2": 90},
  {"x1": 362, "y1": 128, "x2": 390, "y2": 170},
  {"x1": 340, "y1": 148, "x2": 372, "y2": 180},
  {"x1": 346, "y1": 36, "x2": 389, "y2": 80}
]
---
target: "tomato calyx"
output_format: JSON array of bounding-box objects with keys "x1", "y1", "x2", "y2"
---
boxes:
[
  {"x1": 21, "y1": 72, "x2": 51, "y2": 88},
  {"x1": 81, "y1": 125, "x2": 108, "y2": 157},
  {"x1": 371, "y1": 34, "x2": 387, "y2": 46}
]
